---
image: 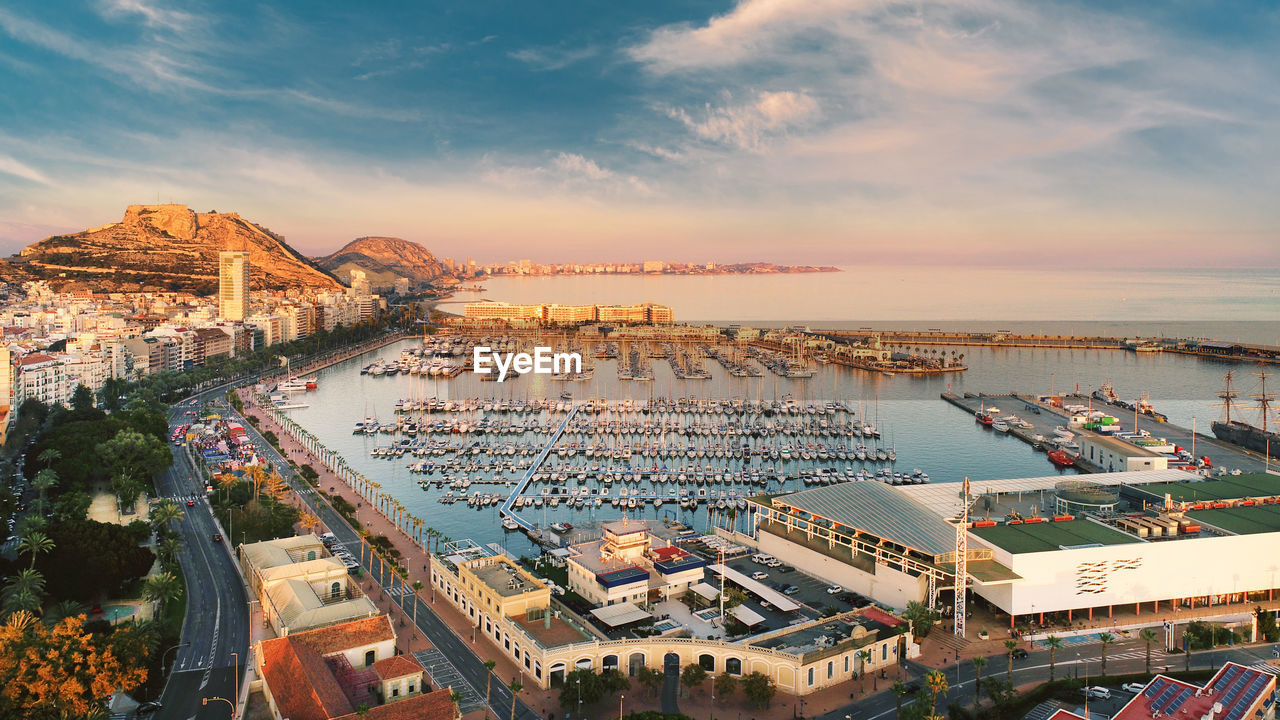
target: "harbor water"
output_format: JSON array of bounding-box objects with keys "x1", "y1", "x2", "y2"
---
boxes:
[{"x1": 277, "y1": 334, "x2": 1271, "y2": 558}]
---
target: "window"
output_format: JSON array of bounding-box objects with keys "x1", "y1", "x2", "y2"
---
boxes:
[
  {"x1": 392, "y1": 686, "x2": 400, "y2": 697},
  {"x1": 808, "y1": 668, "x2": 815, "y2": 686},
  {"x1": 330, "y1": 581, "x2": 341, "y2": 600},
  {"x1": 307, "y1": 550, "x2": 316, "y2": 561},
  {"x1": 828, "y1": 661, "x2": 834, "y2": 679},
  {"x1": 409, "y1": 682, "x2": 415, "y2": 694},
  {"x1": 882, "y1": 645, "x2": 888, "y2": 661},
  {"x1": 699, "y1": 654, "x2": 715, "y2": 672},
  {"x1": 844, "y1": 656, "x2": 849, "y2": 673},
  {"x1": 725, "y1": 658, "x2": 742, "y2": 675},
  {"x1": 365, "y1": 650, "x2": 376, "y2": 667}
]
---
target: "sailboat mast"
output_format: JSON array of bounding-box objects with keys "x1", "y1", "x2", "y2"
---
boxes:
[{"x1": 1255, "y1": 371, "x2": 1274, "y2": 434}]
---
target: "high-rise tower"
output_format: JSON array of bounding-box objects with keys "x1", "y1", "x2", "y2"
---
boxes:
[{"x1": 219, "y1": 250, "x2": 250, "y2": 321}]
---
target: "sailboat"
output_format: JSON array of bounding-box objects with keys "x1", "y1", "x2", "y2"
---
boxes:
[{"x1": 1211, "y1": 371, "x2": 1280, "y2": 459}]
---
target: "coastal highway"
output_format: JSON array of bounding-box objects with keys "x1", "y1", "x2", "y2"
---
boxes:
[
  {"x1": 229, "y1": 400, "x2": 542, "y2": 720},
  {"x1": 152, "y1": 396, "x2": 250, "y2": 720}
]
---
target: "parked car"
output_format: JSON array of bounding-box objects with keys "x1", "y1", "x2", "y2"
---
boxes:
[
  {"x1": 751, "y1": 571, "x2": 769, "y2": 580},
  {"x1": 1122, "y1": 682, "x2": 1147, "y2": 693},
  {"x1": 1011, "y1": 648, "x2": 1028, "y2": 659},
  {"x1": 825, "y1": 585, "x2": 843, "y2": 595},
  {"x1": 783, "y1": 585, "x2": 800, "y2": 596},
  {"x1": 1084, "y1": 687, "x2": 1111, "y2": 700},
  {"x1": 777, "y1": 565, "x2": 794, "y2": 573}
]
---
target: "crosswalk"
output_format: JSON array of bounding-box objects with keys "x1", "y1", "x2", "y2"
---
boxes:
[
  {"x1": 414, "y1": 648, "x2": 486, "y2": 713},
  {"x1": 1242, "y1": 661, "x2": 1280, "y2": 675}
]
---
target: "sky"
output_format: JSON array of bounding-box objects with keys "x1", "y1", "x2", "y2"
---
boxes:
[{"x1": 0, "y1": 0, "x2": 1278, "y2": 266}]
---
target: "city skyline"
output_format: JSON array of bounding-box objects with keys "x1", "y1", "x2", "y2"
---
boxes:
[{"x1": 1, "y1": 1, "x2": 1278, "y2": 267}]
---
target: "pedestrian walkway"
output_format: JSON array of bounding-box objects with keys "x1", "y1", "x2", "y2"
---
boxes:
[{"x1": 415, "y1": 648, "x2": 487, "y2": 713}]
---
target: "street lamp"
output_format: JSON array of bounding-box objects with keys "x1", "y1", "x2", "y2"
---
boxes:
[
  {"x1": 619, "y1": 693, "x2": 624, "y2": 720},
  {"x1": 577, "y1": 678, "x2": 582, "y2": 719},
  {"x1": 202, "y1": 697, "x2": 235, "y2": 717},
  {"x1": 162, "y1": 641, "x2": 191, "y2": 676}
]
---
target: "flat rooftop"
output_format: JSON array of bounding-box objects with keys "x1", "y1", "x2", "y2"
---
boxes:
[
  {"x1": 750, "y1": 607, "x2": 903, "y2": 657},
  {"x1": 1112, "y1": 663, "x2": 1276, "y2": 720},
  {"x1": 899, "y1": 469, "x2": 1192, "y2": 519},
  {"x1": 971, "y1": 519, "x2": 1141, "y2": 554},
  {"x1": 513, "y1": 612, "x2": 594, "y2": 648},
  {"x1": 772, "y1": 482, "x2": 955, "y2": 557},
  {"x1": 1189, "y1": 504, "x2": 1280, "y2": 536},
  {"x1": 1130, "y1": 473, "x2": 1280, "y2": 503},
  {"x1": 470, "y1": 561, "x2": 545, "y2": 598},
  {"x1": 1082, "y1": 434, "x2": 1163, "y2": 457}
]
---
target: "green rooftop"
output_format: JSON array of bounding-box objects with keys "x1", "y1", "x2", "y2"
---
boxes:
[
  {"x1": 971, "y1": 519, "x2": 1141, "y2": 554},
  {"x1": 1188, "y1": 504, "x2": 1280, "y2": 536},
  {"x1": 1132, "y1": 474, "x2": 1280, "y2": 503}
]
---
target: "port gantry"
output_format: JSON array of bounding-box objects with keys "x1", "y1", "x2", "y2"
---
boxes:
[{"x1": 499, "y1": 403, "x2": 580, "y2": 532}]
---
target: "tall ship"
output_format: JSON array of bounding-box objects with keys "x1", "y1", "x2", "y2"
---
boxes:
[{"x1": 1211, "y1": 371, "x2": 1280, "y2": 459}]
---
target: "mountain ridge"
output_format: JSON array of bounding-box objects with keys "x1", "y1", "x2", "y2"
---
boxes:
[{"x1": 314, "y1": 236, "x2": 446, "y2": 289}]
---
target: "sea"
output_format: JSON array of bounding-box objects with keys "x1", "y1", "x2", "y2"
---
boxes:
[{"x1": 281, "y1": 267, "x2": 1280, "y2": 557}]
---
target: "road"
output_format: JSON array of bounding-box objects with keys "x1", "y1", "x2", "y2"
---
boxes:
[
  {"x1": 814, "y1": 638, "x2": 1279, "y2": 720},
  {"x1": 230, "y1": 398, "x2": 543, "y2": 720},
  {"x1": 152, "y1": 394, "x2": 251, "y2": 720}
]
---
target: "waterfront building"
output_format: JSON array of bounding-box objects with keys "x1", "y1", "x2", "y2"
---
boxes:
[
  {"x1": 256, "y1": 614, "x2": 458, "y2": 720},
  {"x1": 461, "y1": 300, "x2": 675, "y2": 325},
  {"x1": 240, "y1": 535, "x2": 379, "y2": 636},
  {"x1": 430, "y1": 538, "x2": 913, "y2": 694},
  {"x1": 218, "y1": 250, "x2": 251, "y2": 321},
  {"x1": 747, "y1": 470, "x2": 1280, "y2": 633},
  {"x1": 1077, "y1": 434, "x2": 1169, "y2": 472},
  {"x1": 566, "y1": 519, "x2": 707, "y2": 607}
]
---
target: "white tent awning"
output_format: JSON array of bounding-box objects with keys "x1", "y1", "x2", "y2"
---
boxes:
[{"x1": 590, "y1": 602, "x2": 652, "y2": 627}]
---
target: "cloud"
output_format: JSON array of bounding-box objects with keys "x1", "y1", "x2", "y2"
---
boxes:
[
  {"x1": 0, "y1": 154, "x2": 51, "y2": 185},
  {"x1": 508, "y1": 45, "x2": 598, "y2": 71},
  {"x1": 667, "y1": 90, "x2": 819, "y2": 151},
  {"x1": 482, "y1": 151, "x2": 654, "y2": 199},
  {"x1": 94, "y1": 0, "x2": 195, "y2": 32}
]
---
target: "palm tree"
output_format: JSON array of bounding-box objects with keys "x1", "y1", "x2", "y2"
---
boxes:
[
  {"x1": 18, "y1": 531, "x2": 55, "y2": 571},
  {"x1": 482, "y1": 660, "x2": 497, "y2": 718},
  {"x1": 1098, "y1": 633, "x2": 1114, "y2": 676},
  {"x1": 44, "y1": 599, "x2": 86, "y2": 625},
  {"x1": 508, "y1": 679, "x2": 523, "y2": 720},
  {"x1": 1183, "y1": 630, "x2": 1193, "y2": 671},
  {"x1": 144, "y1": 572, "x2": 183, "y2": 619},
  {"x1": 158, "y1": 536, "x2": 184, "y2": 568},
  {"x1": 972, "y1": 656, "x2": 987, "y2": 709},
  {"x1": 1004, "y1": 639, "x2": 1018, "y2": 684},
  {"x1": 38, "y1": 447, "x2": 62, "y2": 471},
  {"x1": 892, "y1": 680, "x2": 909, "y2": 720},
  {"x1": 150, "y1": 499, "x2": 183, "y2": 531},
  {"x1": 1140, "y1": 628, "x2": 1158, "y2": 673},
  {"x1": 925, "y1": 669, "x2": 949, "y2": 717},
  {"x1": 32, "y1": 468, "x2": 58, "y2": 514},
  {"x1": 857, "y1": 649, "x2": 872, "y2": 689},
  {"x1": 1044, "y1": 636, "x2": 1063, "y2": 681}
]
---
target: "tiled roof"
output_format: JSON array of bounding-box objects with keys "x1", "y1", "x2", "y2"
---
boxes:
[
  {"x1": 259, "y1": 634, "x2": 353, "y2": 720},
  {"x1": 290, "y1": 615, "x2": 395, "y2": 656},
  {"x1": 337, "y1": 687, "x2": 457, "y2": 720},
  {"x1": 371, "y1": 655, "x2": 423, "y2": 681},
  {"x1": 18, "y1": 353, "x2": 55, "y2": 365}
]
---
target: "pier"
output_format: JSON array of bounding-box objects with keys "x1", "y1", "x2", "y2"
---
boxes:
[
  {"x1": 499, "y1": 402, "x2": 579, "y2": 532},
  {"x1": 941, "y1": 391, "x2": 1275, "y2": 476}
]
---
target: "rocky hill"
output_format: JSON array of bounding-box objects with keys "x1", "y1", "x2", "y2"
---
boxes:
[
  {"x1": 315, "y1": 236, "x2": 446, "y2": 289},
  {"x1": 15, "y1": 204, "x2": 343, "y2": 294}
]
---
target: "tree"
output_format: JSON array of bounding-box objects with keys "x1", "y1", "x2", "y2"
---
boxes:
[
  {"x1": 637, "y1": 666, "x2": 663, "y2": 698},
  {"x1": 680, "y1": 663, "x2": 707, "y2": 697},
  {"x1": 892, "y1": 681, "x2": 910, "y2": 720},
  {"x1": 143, "y1": 572, "x2": 182, "y2": 619},
  {"x1": 37, "y1": 448, "x2": 62, "y2": 471},
  {"x1": 972, "y1": 656, "x2": 987, "y2": 709},
  {"x1": 149, "y1": 499, "x2": 183, "y2": 532},
  {"x1": 926, "y1": 669, "x2": 949, "y2": 717},
  {"x1": 483, "y1": 660, "x2": 497, "y2": 719},
  {"x1": 714, "y1": 672, "x2": 737, "y2": 704},
  {"x1": 1140, "y1": 628, "x2": 1158, "y2": 673},
  {"x1": 158, "y1": 536, "x2": 184, "y2": 569},
  {"x1": 857, "y1": 649, "x2": 872, "y2": 685},
  {"x1": 17, "y1": 531, "x2": 54, "y2": 571},
  {"x1": 1098, "y1": 633, "x2": 1114, "y2": 675},
  {"x1": 507, "y1": 679, "x2": 523, "y2": 720},
  {"x1": 32, "y1": 469, "x2": 58, "y2": 516},
  {"x1": 903, "y1": 601, "x2": 939, "y2": 638},
  {"x1": 2, "y1": 570, "x2": 47, "y2": 615},
  {"x1": 98, "y1": 428, "x2": 171, "y2": 503},
  {"x1": 43, "y1": 600, "x2": 86, "y2": 627},
  {"x1": 1044, "y1": 636, "x2": 1063, "y2": 681},
  {"x1": 0, "y1": 613, "x2": 149, "y2": 718},
  {"x1": 741, "y1": 671, "x2": 776, "y2": 709},
  {"x1": 1003, "y1": 639, "x2": 1018, "y2": 684},
  {"x1": 1184, "y1": 630, "x2": 1194, "y2": 671},
  {"x1": 559, "y1": 668, "x2": 605, "y2": 710},
  {"x1": 37, "y1": 519, "x2": 156, "y2": 602}
]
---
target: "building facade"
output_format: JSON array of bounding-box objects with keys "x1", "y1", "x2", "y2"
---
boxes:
[{"x1": 218, "y1": 250, "x2": 251, "y2": 321}]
